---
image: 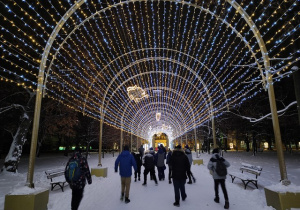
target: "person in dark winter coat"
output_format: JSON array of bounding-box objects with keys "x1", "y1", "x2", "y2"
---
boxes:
[
  {"x1": 170, "y1": 145, "x2": 190, "y2": 207},
  {"x1": 185, "y1": 145, "x2": 196, "y2": 184},
  {"x1": 155, "y1": 147, "x2": 166, "y2": 181},
  {"x1": 132, "y1": 152, "x2": 142, "y2": 181},
  {"x1": 166, "y1": 148, "x2": 173, "y2": 184},
  {"x1": 115, "y1": 145, "x2": 137, "y2": 204},
  {"x1": 142, "y1": 149, "x2": 158, "y2": 186},
  {"x1": 207, "y1": 148, "x2": 230, "y2": 209},
  {"x1": 138, "y1": 145, "x2": 145, "y2": 160},
  {"x1": 65, "y1": 147, "x2": 92, "y2": 210}
]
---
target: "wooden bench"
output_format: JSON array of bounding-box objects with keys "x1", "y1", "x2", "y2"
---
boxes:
[
  {"x1": 228, "y1": 163, "x2": 262, "y2": 189},
  {"x1": 45, "y1": 169, "x2": 68, "y2": 192}
]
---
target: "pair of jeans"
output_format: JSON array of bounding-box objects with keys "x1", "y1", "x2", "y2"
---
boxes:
[
  {"x1": 214, "y1": 179, "x2": 229, "y2": 201},
  {"x1": 71, "y1": 187, "x2": 84, "y2": 210},
  {"x1": 173, "y1": 179, "x2": 186, "y2": 202}
]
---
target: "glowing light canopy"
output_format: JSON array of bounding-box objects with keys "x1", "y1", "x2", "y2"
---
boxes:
[{"x1": 0, "y1": 0, "x2": 298, "y2": 143}]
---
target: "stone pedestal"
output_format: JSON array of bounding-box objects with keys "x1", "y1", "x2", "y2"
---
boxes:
[
  {"x1": 193, "y1": 159, "x2": 203, "y2": 165},
  {"x1": 4, "y1": 188, "x2": 49, "y2": 210},
  {"x1": 91, "y1": 167, "x2": 108, "y2": 177},
  {"x1": 264, "y1": 187, "x2": 300, "y2": 210}
]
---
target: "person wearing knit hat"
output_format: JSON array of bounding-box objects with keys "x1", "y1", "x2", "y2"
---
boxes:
[{"x1": 207, "y1": 148, "x2": 230, "y2": 209}]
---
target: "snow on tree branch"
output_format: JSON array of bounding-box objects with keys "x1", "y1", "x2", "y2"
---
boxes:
[{"x1": 227, "y1": 101, "x2": 297, "y2": 123}]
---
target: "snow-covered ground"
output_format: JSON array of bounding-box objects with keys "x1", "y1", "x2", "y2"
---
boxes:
[{"x1": 1, "y1": 150, "x2": 300, "y2": 210}]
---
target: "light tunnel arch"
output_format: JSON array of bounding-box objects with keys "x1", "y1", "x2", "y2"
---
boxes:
[{"x1": 27, "y1": 0, "x2": 289, "y2": 187}]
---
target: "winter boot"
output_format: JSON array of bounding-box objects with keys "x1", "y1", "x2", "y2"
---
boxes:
[
  {"x1": 224, "y1": 201, "x2": 229, "y2": 209},
  {"x1": 138, "y1": 176, "x2": 140, "y2": 181},
  {"x1": 187, "y1": 179, "x2": 192, "y2": 184},
  {"x1": 169, "y1": 180, "x2": 172, "y2": 184},
  {"x1": 214, "y1": 197, "x2": 220, "y2": 203},
  {"x1": 142, "y1": 181, "x2": 147, "y2": 186},
  {"x1": 173, "y1": 201, "x2": 180, "y2": 207},
  {"x1": 134, "y1": 178, "x2": 137, "y2": 182},
  {"x1": 125, "y1": 197, "x2": 130, "y2": 204},
  {"x1": 120, "y1": 193, "x2": 124, "y2": 201}
]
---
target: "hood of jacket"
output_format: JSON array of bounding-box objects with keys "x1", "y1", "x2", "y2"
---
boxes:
[
  {"x1": 120, "y1": 150, "x2": 131, "y2": 157},
  {"x1": 172, "y1": 148, "x2": 185, "y2": 156}
]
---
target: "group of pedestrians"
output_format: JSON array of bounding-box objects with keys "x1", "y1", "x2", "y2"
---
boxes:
[{"x1": 65, "y1": 145, "x2": 230, "y2": 210}]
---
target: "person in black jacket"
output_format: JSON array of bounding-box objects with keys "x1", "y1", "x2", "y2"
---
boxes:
[
  {"x1": 132, "y1": 152, "x2": 142, "y2": 181},
  {"x1": 65, "y1": 147, "x2": 92, "y2": 210},
  {"x1": 170, "y1": 145, "x2": 190, "y2": 207},
  {"x1": 142, "y1": 150, "x2": 158, "y2": 186},
  {"x1": 166, "y1": 148, "x2": 173, "y2": 184}
]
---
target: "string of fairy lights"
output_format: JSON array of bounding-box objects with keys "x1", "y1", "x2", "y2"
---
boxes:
[{"x1": 0, "y1": 0, "x2": 299, "y2": 143}]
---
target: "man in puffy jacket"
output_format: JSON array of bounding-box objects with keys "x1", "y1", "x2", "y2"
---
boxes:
[
  {"x1": 65, "y1": 147, "x2": 92, "y2": 210},
  {"x1": 170, "y1": 145, "x2": 190, "y2": 207},
  {"x1": 115, "y1": 145, "x2": 137, "y2": 204},
  {"x1": 207, "y1": 148, "x2": 230, "y2": 209}
]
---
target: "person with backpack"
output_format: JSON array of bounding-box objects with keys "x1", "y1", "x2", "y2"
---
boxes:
[
  {"x1": 115, "y1": 145, "x2": 137, "y2": 204},
  {"x1": 65, "y1": 147, "x2": 92, "y2": 210},
  {"x1": 207, "y1": 148, "x2": 230, "y2": 209}
]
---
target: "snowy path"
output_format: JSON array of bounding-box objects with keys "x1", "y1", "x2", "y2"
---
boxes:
[{"x1": 1, "y1": 151, "x2": 300, "y2": 210}]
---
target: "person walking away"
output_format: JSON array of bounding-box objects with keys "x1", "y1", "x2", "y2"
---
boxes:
[
  {"x1": 142, "y1": 150, "x2": 158, "y2": 186},
  {"x1": 65, "y1": 147, "x2": 92, "y2": 210},
  {"x1": 155, "y1": 146, "x2": 166, "y2": 181},
  {"x1": 185, "y1": 145, "x2": 196, "y2": 184},
  {"x1": 170, "y1": 145, "x2": 190, "y2": 207},
  {"x1": 115, "y1": 145, "x2": 137, "y2": 204},
  {"x1": 207, "y1": 148, "x2": 230, "y2": 209},
  {"x1": 138, "y1": 145, "x2": 145, "y2": 161},
  {"x1": 166, "y1": 148, "x2": 173, "y2": 184},
  {"x1": 132, "y1": 152, "x2": 142, "y2": 181}
]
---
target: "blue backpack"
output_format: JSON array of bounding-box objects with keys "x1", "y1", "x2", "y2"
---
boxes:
[{"x1": 65, "y1": 159, "x2": 81, "y2": 183}]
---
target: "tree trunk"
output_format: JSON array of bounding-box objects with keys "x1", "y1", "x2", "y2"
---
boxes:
[
  {"x1": 245, "y1": 135, "x2": 250, "y2": 152},
  {"x1": 4, "y1": 112, "x2": 33, "y2": 172}
]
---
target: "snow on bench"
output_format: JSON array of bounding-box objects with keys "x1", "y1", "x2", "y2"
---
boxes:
[
  {"x1": 45, "y1": 169, "x2": 68, "y2": 192},
  {"x1": 228, "y1": 163, "x2": 262, "y2": 189}
]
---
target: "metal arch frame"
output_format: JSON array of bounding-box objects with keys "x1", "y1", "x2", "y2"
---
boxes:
[
  {"x1": 102, "y1": 57, "x2": 214, "y2": 114},
  {"x1": 226, "y1": 0, "x2": 289, "y2": 184},
  {"x1": 41, "y1": 0, "x2": 263, "y2": 154},
  {"x1": 28, "y1": 0, "x2": 288, "y2": 187},
  {"x1": 27, "y1": 0, "x2": 86, "y2": 187},
  {"x1": 129, "y1": 103, "x2": 184, "y2": 140},
  {"x1": 123, "y1": 87, "x2": 200, "y2": 149},
  {"x1": 106, "y1": 69, "x2": 210, "y2": 124},
  {"x1": 120, "y1": 101, "x2": 185, "y2": 151},
  {"x1": 127, "y1": 98, "x2": 190, "y2": 137}
]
